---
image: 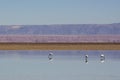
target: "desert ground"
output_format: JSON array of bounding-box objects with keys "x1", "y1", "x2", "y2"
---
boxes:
[{"x1": 0, "y1": 43, "x2": 120, "y2": 50}]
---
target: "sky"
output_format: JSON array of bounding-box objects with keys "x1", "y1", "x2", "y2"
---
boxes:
[{"x1": 0, "y1": 0, "x2": 120, "y2": 25}]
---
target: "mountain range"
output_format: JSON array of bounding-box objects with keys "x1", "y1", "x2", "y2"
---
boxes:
[{"x1": 0, "y1": 23, "x2": 120, "y2": 35}]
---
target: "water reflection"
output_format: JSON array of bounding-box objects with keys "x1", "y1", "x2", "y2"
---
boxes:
[
  {"x1": 0, "y1": 50, "x2": 120, "y2": 80},
  {"x1": 0, "y1": 50, "x2": 120, "y2": 63}
]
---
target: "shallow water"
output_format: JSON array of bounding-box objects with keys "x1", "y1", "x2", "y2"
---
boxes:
[{"x1": 0, "y1": 50, "x2": 120, "y2": 80}]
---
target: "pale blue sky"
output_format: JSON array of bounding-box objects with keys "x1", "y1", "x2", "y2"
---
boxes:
[{"x1": 0, "y1": 0, "x2": 120, "y2": 25}]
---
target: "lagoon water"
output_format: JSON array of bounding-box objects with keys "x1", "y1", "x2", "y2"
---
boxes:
[{"x1": 0, "y1": 50, "x2": 120, "y2": 80}]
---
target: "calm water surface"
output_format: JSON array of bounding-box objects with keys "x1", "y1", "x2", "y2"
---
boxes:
[{"x1": 0, "y1": 50, "x2": 120, "y2": 80}]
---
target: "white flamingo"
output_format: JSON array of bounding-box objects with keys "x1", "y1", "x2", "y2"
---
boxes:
[
  {"x1": 48, "y1": 52, "x2": 53, "y2": 61},
  {"x1": 100, "y1": 54, "x2": 105, "y2": 63},
  {"x1": 85, "y1": 55, "x2": 88, "y2": 63}
]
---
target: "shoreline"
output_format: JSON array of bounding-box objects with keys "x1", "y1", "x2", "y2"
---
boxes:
[{"x1": 0, "y1": 43, "x2": 120, "y2": 50}]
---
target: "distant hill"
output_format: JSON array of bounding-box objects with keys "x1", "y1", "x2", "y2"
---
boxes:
[{"x1": 0, "y1": 23, "x2": 120, "y2": 35}]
